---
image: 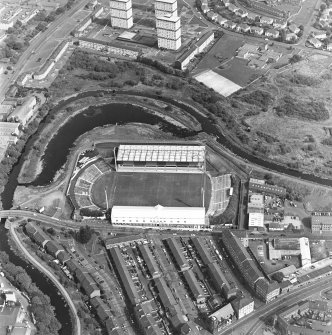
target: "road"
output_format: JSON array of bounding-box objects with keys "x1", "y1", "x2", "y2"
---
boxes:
[
  {"x1": 220, "y1": 276, "x2": 332, "y2": 335},
  {"x1": 0, "y1": 0, "x2": 90, "y2": 99},
  {"x1": 8, "y1": 221, "x2": 81, "y2": 335}
]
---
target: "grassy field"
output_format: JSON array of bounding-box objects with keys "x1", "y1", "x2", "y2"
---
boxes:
[{"x1": 91, "y1": 171, "x2": 211, "y2": 210}]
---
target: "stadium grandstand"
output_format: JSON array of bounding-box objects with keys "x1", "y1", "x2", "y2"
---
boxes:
[
  {"x1": 68, "y1": 159, "x2": 110, "y2": 210},
  {"x1": 115, "y1": 144, "x2": 206, "y2": 173}
]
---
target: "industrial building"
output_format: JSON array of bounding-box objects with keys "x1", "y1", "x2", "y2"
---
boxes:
[
  {"x1": 111, "y1": 205, "x2": 207, "y2": 230},
  {"x1": 7, "y1": 96, "x2": 37, "y2": 126},
  {"x1": 138, "y1": 244, "x2": 161, "y2": 278},
  {"x1": 183, "y1": 269, "x2": 205, "y2": 303},
  {"x1": 115, "y1": 144, "x2": 206, "y2": 173},
  {"x1": 249, "y1": 178, "x2": 286, "y2": 197},
  {"x1": 109, "y1": 247, "x2": 141, "y2": 305},
  {"x1": 221, "y1": 230, "x2": 280, "y2": 302},
  {"x1": 311, "y1": 212, "x2": 332, "y2": 233},
  {"x1": 165, "y1": 238, "x2": 190, "y2": 271},
  {"x1": 208, "y1": 303, "x2": 234, "y2": 333},
  {"x1": 207, "y1": 262, "x2": 236, "y2": 300},
  {"x1": 110, "y1": 0, "x2": 133, "y2": 29},
  {"x1": 156, "y1": 14, "x2": 181, "y2": 50}
]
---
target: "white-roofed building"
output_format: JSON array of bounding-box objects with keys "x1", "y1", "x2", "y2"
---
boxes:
[
  {"x1": 116, "y1": 144, "x2": 206, "y2": 173},
  {"x1": 299, "y1": 237, "x2": 311, "y2": 267},
  {"x1": 248, "y1": 213, "x2": 264, "y2": 230},
  {"x1": 111, "y1": 204, "x2": 207, "y2": 230},
  {"x1": 7, "y1": 96, "x2": 37, "y2": 126}
]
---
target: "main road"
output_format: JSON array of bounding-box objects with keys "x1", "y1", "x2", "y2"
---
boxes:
[
  {"x1": 220, "y1": 276, "x2": 332, "y2": 335},
  {"x1": 0, "y1": 0, "x2": 90, "y2": 99}
]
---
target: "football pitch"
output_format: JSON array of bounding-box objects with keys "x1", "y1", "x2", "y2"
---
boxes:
[{"x1": 91, "y1": 172, "x2": 211, "y2": 210}]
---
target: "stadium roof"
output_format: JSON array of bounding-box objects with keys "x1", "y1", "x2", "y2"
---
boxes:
[
  {"x1": 117, "y1": 145, "x2": 205, "y2": 163},
  {"x1": 112, "y1": 205, "x2": 205, "y2": 220}
]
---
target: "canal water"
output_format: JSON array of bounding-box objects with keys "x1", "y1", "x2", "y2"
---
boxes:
[{"x1": 0, "y1": 90, "x2": 331, "y2": 335}]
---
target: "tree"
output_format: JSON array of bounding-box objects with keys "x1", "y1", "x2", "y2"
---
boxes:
[
  {"x1": 320, "y1": 3, "x2": 327, "y2": 11},
  {"x1": 77, "y1": 226, "x2": 94, "y2": 244},
  {"x1": 289, "y1": 54, "x2": 302, "y2": 64}
]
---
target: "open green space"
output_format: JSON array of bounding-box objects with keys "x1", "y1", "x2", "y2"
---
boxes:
[{"x1": 91, "y1": 171, "x2": 211, "y2": 210}]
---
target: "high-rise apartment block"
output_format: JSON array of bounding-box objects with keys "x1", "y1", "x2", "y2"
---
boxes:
[
  {"x1": 110, "y1": 0, "x2": 133, "y2": 29},
  {"x1": 156, "y1": 14, "x2": 181, "y2": 50},
  {"x1": 155, "y1": 0, "x2": 177, "y2": 17}
]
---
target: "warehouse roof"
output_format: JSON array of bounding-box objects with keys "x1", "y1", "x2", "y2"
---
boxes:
[
  {"x1": 110, "y1": 247, "x2": 141, "y2": 305},
  {"x1": 112, "y1": 205, "x2": 205, "y2": 220},
  {"x1": 192, "y1": 237, "x2": 213, "y2": 265},
  {"x1": 117, "y1": 144, "x2": 205, "y2": 163}
]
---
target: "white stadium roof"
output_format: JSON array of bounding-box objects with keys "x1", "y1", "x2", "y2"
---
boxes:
[
  {"x1": 112, "y1": 205, "x2": 205, "y2": 219},
  {"x1": 117, "y1": 144, "x2": 205, "y2": 163}
]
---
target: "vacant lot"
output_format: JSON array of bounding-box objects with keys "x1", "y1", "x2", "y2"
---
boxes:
[
  {"x1": 91, "y1": 172, "x2": 211, "y2": 209},
  {"x1": 231, "y1": 54, "x2": 332, "y2": 179}
]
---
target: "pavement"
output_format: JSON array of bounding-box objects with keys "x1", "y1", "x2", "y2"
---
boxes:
[{"x1": 8, "y1": 221, "x2": 81, "y2": 335}]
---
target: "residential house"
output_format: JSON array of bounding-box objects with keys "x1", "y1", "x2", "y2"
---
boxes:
[
  {"x1": 247, "y1": 12, "x2": 260, "y2": 21},
  {"x1": 250, "y1": 26, "x2": 264, "y2": 35},
  {"x1": 288, "y1": 24, "x2": 299, "y2": 34},
  {"x1": 236, "y1": 9, "x2": 248, "y2": 18},
  {"x1": 225, "y1": 21, "x2": 237, "y2": 29},
  {"x1": 227, "y1": 3, "x2": 239, "y2": 12},
  {"x1": 207, "y1": 11, "x2": 218, "y2": 21},
  {"x1": 308, "y1": 37, "x2": 322, "y2": 48},
  {"x1": 216, "y1": 15, "x2": 228, "y2": 26},
  {"x1": 285, "y1": 32, "x2": 297, "y2": 41},
  {"x1": 265, "y1": 29, "x2": 279, "y2": 38},
  {"x1": 237, "y1": 23, "x2": 250, "y2": 33},
  {"x1": 273, "y1": 19, "x2": 287, "y2": 29},
  {"x1": 260, "y1": 16, "x2": 274, "y2": 25},
  {"x1": 311, "y1": 31, "x2": 327, "y2": 40}
]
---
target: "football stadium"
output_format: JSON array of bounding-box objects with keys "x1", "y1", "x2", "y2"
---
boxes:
[{"x1": 68, "y1": 142, "x2": 213, "y2": 230}]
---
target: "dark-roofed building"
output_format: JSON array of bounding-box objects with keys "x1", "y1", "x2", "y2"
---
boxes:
[
  {"x1": 105, "y1": 318, "x2": 119, "y2": 333},
  {"x1": 138, "y1": 244, "x2": 161, "y2": 279},
  {"x1": 45, "y1": 241, "x2": 64, "y2": 258},
  {"x1": 104, "y1": 234, "x2": 144, "y2": 249},
  {"x1": 231, "y1": 296, "x2": 254, "y2": 319},
  {"x1": 207, "y1": 262, "x2": 236, "y2": 299},
  {"x1": 90, "y1": 296, "x2": 104, "y2": 309},
  {"x1": 183, "y1": 270, "x2": 205, "y2": 303},
  {"x1": 255, "y1": 278, "x2": 279, "y2": 303},
  {"x1": 57, "y1": 251, "x2": 71, "y2": 264},
  {"x1": 25, "y1": 223, "x2": 37, "y2": 237},
  {"x1": 249, "y1": 180, "x2": 286, "y2": 197},
  {"x1": 65, "y1": 259, "x2": 80, "y2": 273},
  {"x1": 134, "y1": 302, "x2": 162, "y2": 335},
  {"x1": 191, "y1": 238, "x2": 213, "y2": 265},
  {"x1": 165, "y1": 238, "x2": 190, "y2": 271},
  {"x1": 32, "y1": 231, "x2": 49, "y2": 248},
  {"x1": 96, "y1": 303, "x2": 111, "y2": 322},
  {"x1": 74, "y1": 268, "x2": 100, "y2": 298},
  {"x1": 154, "y1": 277, "x2": 176, "y2": 310},
  {"x1": 109, "y1": 247, "x2": 141, "y2": 305}
]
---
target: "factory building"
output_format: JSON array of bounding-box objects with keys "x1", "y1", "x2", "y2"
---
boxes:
[
  {"x1": 7, "y1": 96, "x2": 37, "y2": 126},
  {"x1": 110, "y1": 0, "x2": 133, "y2": 29}
]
